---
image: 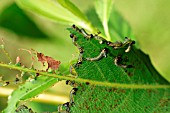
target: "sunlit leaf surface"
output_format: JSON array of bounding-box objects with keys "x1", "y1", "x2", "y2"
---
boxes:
[{"x1": 16, "y1": 0, "x2": 93, "y2": 32}]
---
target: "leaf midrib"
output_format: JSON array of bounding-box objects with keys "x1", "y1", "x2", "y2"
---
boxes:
[{"x1": 0, "y1": 63, "x2": 169, "y2": 89}]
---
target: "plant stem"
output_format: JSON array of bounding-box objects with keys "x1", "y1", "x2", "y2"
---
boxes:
[{"x1": 0, "y1": 62, "x2": 169, "y2": 89}]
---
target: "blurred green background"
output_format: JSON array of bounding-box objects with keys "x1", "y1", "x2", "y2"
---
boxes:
[
  {"x1": 115, "y1": 0, "x2": 170, "y2": 82},
  {"x1": 0, "y1": 0, "x2": 170, "y2": 112}
]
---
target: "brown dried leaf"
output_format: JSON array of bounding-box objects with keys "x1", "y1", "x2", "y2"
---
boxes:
[
  {"x1": 36, "y1": 52, "x2": 61, "y2": 70},
  {"x1": 18, "y1": 49, "x2": 61, "y2": 71}
]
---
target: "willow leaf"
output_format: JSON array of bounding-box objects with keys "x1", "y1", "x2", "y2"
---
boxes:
[
  {"x1": 2, "y1": 75, "x2": 58, "y2": 113},
  {"x1": 15, "y1": 0, "x2": 93, "y2": 32},
  {"x1": 67, "y1": 27, "x2": 170, "y2": 113},
  {"x1": 57, "y1": 0, "x2": 91, "y2": 30}
]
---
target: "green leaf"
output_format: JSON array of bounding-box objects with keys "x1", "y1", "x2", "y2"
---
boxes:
[
  {"x1": 94, "y1": 0, "x2": 114, "y2": 41},
  {"x1": 15, "y1": 0, "x2": 93, "y2": 32},
  {"x1": 67, "y1": 27, "x2": 170, "y2": 112},
  {"x1": 57, "y1": 0, "x2": 88, "y2": 24},
  {"x1": 2, "y1": 75, "x2": 58, "y2": 113},
  {"x1": 86, "y1": 7, "x2": 137, "y2": 46}
]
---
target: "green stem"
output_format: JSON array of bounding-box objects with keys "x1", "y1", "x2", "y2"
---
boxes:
[{"x1": 0, "y1": 63, "x2": 169, "y2": 89}]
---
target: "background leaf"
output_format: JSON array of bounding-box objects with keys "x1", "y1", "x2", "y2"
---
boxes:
[
  {"x1": 94, "y1": 0, "x2": 114, "y2": 41},
  {"x1": 57, "y1": 0, "x2": 89, "y2": 26},
  {"x1": 108, "y1": 8, "x2": 136, "y2": 43},
  {"x1": 67, "y1": 27, "x2": 170, "y2": 112},
  {"x1": 16, "y1": 0, "x2": 94, "y2": 32},
  {"x1": 3, "y1": 76, "x2": 58, "y2": 113},
  {"x1": 86, "y1": 7, "x2": 137, "y2": 46}
]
